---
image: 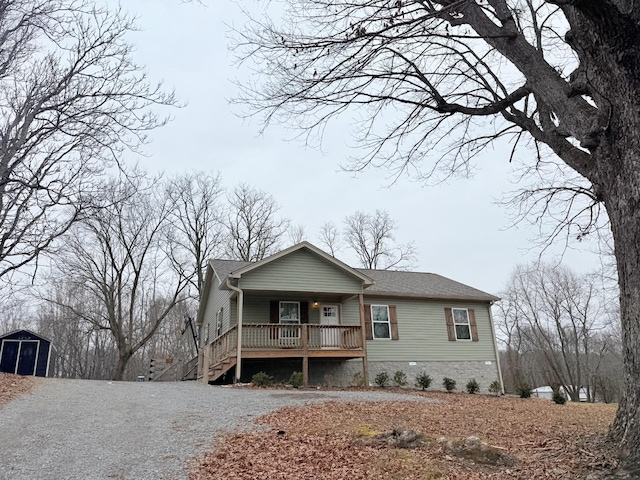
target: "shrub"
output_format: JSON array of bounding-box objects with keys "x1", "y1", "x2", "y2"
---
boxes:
[
  {"x1": 393, "y1": 370, "x2": 408, "y2": 387},
  {"x1": 375, "y1": 371, "x2": 390, "y2": 388},
  {"x1": 552, "y1": 387, "x2": 567, "y2": 405},
  {"x1": 289, "y1": 371, "x2": 304, "y2": 388},
  {"x1": 415, "y1": 372, "x2": 432, "y2": 391},
  {"x1": 251, "y1": 371, "x2": 274, "y2": 387},
  {"x1": 443, "y1": 377, "x2": 457, "y2": 392},
  {"x1": 466, "y1": 378, "x2": 480, "y2": 394},
  {"x1": 516, "y1": 383, "x2": 532, "y2": 398},
  {"x1": 488, "y1": 380, "x2": 502, "y2": 396},
  {"x1": 352, "y1": 371, "x2": 366, "y2": 388},
  {"x1": 323, "y1": 373, "x2": 334, "y2": 388}
]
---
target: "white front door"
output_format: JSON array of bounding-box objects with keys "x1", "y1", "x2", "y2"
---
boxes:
[{"x1": 320, "y1": 305, "x2": 340, "y2": 348}]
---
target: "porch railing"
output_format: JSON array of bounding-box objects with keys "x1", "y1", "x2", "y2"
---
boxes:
[
  {"x1": 207, "y1": 325, "x2": 238, "y2": 366},
  {"x1": 241, "y1": 324, "x2": 363, "y2": 350},
  {"x1": 202, "y1": 323, "x2": 363, "y2": 374}
]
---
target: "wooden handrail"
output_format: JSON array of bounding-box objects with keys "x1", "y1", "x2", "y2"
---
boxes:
[
  {"x1": 204, "y1": 326, "x2": 238, "y2": 367},
  {"x1": 240, "y1": 324, "x2": 363, "y2": 350}
]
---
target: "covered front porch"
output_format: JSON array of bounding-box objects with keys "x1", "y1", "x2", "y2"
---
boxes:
[
  {"x1": 199, "y1": 295, "x2": 368, "y2": 386},
  {"x1": 196, "y1": 243, "x2": 376, "y2": 385}
]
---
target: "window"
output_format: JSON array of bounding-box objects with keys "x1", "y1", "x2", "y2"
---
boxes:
[
  {"x1": 203, "y1": 323, "x2": 210, "y2": 346},
  {"x1": 453, "y1": 308, "x2": 471, "y2": 340},
  {"x1": 371, "y1": 305, "x2": 391, "y2": 339},
  {"x1": 215, "y1": 308, "x2": 223, "y2": 337},
  {"x1": 279, "y1": 301, "x2": 300, "y2": 339}
]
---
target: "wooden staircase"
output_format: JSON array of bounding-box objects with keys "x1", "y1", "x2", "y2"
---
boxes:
[
  {"x1": 198, "y1": 326, "x2": 238, "y2": 383},
  {"x1": 208, "y1": 355, "x2": 237, "y2": 382}
]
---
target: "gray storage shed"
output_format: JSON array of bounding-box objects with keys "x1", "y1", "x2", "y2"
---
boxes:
[{"x1": 0, "y1": 329, "x2": 55, "y2": 377}]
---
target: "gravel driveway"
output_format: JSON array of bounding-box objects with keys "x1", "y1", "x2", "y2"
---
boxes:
[{"x1": 0, "y1": 378, "x2": 433, "y2": 480}]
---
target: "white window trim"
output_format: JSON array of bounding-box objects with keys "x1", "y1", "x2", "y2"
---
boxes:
[
  {"x1": 215, "y1": 308, "x2": 223, "y2": 337},
  {"x1": 452, "y1": 307, "x2": 472, "y2": 341},
  {"x1": 371, "y1": 304, "x2": 391, "y2": 340}
]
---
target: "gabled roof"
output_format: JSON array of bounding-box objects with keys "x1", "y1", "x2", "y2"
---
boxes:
[
  {"x1": 357, "y1": 269, "x2": 499, "y2": 302},
  {"x1": 202, "y1": 242, "x2": 498, "y2": 303},
  {"x1": 209, "y1": 259, "x2": 251, "y2": 284},
  {"x1": 0, "y1": 328, "x2": 54, "y2": 345},
  {"x1": 216, "y1": 242, "x2": 374, "y2": 287}
]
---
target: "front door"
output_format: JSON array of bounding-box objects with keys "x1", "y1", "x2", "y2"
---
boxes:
[{"x1": 320, "y1": 305, "x2": 340, "y2": 348}]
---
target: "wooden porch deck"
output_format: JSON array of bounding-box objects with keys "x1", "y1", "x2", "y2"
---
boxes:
[{"x1": 199, "y1": 324, "x2": 365, "y2": 384}]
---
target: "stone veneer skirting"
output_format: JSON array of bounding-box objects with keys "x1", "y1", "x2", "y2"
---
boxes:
[
  {"x1": 308, "y1": 359, "x2": 501, "y2": 392},
  {"x1": 236, "y1": 358, "x2": 501, "y2": 392}
]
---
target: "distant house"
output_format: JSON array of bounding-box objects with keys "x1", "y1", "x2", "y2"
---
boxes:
[
  {"x1": 195, "y1": 242, "x2": 503, "y2": 390},
  {"x1": 0, "y1": 329, "x2": 55, "y2": 377},
  {"x1": 532, "y1": 385, "x2": 589, "y2": 402}
]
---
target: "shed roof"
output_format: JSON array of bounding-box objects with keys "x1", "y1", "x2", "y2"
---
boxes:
[{"x1": 0, "y1": 329, "x2": 55, "y2": 346}]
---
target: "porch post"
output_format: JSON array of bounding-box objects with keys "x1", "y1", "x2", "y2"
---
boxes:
[
  {"x1": 358, "y1": 294, "x2": 369, "y2": 387},
  {"x1": 235, "y1": 289, "x2": 244, "y2": 382},
  {"x1": 302, "y1": 324, "x2": 309, "y2": 387},
  {"x1": 201, "y1": 345, "x2": 210, "y2": 384}
]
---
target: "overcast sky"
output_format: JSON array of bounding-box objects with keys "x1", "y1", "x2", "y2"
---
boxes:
[{"x1": 115, "y1": 0, "x2": 605, "y2": 296}]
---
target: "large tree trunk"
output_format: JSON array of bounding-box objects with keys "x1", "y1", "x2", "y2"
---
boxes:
[
  {"x1": 607, "y1": 202, "x2": 640, "y2": 472},
  {"x1": 599, "y1": 133, "x2": 640, "y2": 473},
  {"x1": 112, "y1": 350, "x2": 133, "y2": 381}
]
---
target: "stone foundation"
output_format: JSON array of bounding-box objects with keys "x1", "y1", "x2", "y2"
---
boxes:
[
  {"x1": 237, "y1": 358, "x2": 501, "y2": 393},
  {"x1": 310, "y1": 359, "x2": 501, "y2": 392}
]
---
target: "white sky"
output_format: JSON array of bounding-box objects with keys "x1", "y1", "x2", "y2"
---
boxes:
[{"x1": 116, "y1": 0, "x2": 605, "y2": 296}]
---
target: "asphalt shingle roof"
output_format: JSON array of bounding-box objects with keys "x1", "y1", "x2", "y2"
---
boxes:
[
  {"x1": 209, "y1": 259, "x2": 251, "y2": 283},
  {"x1": 209, "y1": 258, "x2": 498, "y2": 302},
  {"x1": 356, "y1": 269, "x2": 499, "y2": 302}
]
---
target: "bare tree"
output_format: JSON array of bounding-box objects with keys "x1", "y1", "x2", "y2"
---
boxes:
[
  {"x1": 165, "y1": 171, "x2": 224, "y2": 298},
  {"x1": 224, "y1": 184, "x2": 289, "y2": 262},
  {"x1": 38, "y1": 284, "x2": 116, "y2": 380},
  {"x1": 0, "y1": 1, "x2": 174, "y2": 284},
  {"x1": 234, "y1": 1, "x2": 640, "y2": 467},
  {"x1": 317, "y1": 221, "x2": 343, "y2": 257},
  {"x1": 49, "y1": 174, "x2": 189, "y2": 380},
  {"x1": 344, "y1": 210, "x2": 416, "y2": 270},
  {"x1": 497, "y1": 263, "x2": 619, "y2": 401},
  {"x1": 287, "y1": 224, "x2": 306, "y2": 245},
  {"x1": 0, "y1": 295, "x2": 34, "y2": 335}
]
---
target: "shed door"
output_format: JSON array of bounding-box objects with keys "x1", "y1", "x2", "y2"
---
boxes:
[
  {"x1": 0, "y1": 340, "x2": 19, "y2": 374},
  {"x1": 17, "y1": 341, "x2": 38, "y2": 375}
]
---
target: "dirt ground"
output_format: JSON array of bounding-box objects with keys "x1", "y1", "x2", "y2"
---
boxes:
[
  {"x1": 191, "y1": 391, "x2": 618, "y2": 480},
  {"x1": 0, "y1": 372, "x2": 37, "y2": 407},
  {"x1": 0, "y1": 375, "x2": 618, "y2": 479}
]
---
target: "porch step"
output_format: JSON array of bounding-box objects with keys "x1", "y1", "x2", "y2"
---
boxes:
[{"x1": 207, "y1": 356, "x2": 237, "y2": 383}]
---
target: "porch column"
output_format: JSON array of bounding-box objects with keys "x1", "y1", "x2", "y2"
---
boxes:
[
  {"x1": 358, "y1": 294, "x2": 369, "y2": 386},
  {"x1": 201, "y1": 345, "x2": 210, "y2": 384},
  {"x1": 235, "y1": 289, "x2": 244, "y2": 382},
  {"x1": 302, "y1": 324, "x2": 309, "y2": 387}
]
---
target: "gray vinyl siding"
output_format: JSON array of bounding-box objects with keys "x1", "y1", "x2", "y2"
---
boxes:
[
  {"x1": 228, "y1": 294, "x2": 361, "y2": 326},
  {"x1": 201, "y1": 276, "x2": 233, "y2": 341},
  {"x1": 363, "y1": 297, "x2": 498, "y2": 363},
  {"x1": 340, "y1": 297, "x2": 363, "y2": 326},
  {"x1": 241, "y1": 295, "x2": 321, "y2": 324},
  {"x1": 237, "y1": 249, "x2": 364, "y2": 294}
]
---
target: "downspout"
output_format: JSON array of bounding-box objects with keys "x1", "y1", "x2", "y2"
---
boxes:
[
  {"x1": 226, "y1": 277, "x2": 244, "y2": 383},
  {"x1": 488, "y1": 301, "x2": 505, "y2": 394}
]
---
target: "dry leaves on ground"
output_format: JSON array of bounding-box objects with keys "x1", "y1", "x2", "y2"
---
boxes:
[
  {"x1": 190, "y1": 391, "x2": 618, "y2": 480},
  {"x1": 0, "y1": 372, "x2": 37, "y2": 408}
]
